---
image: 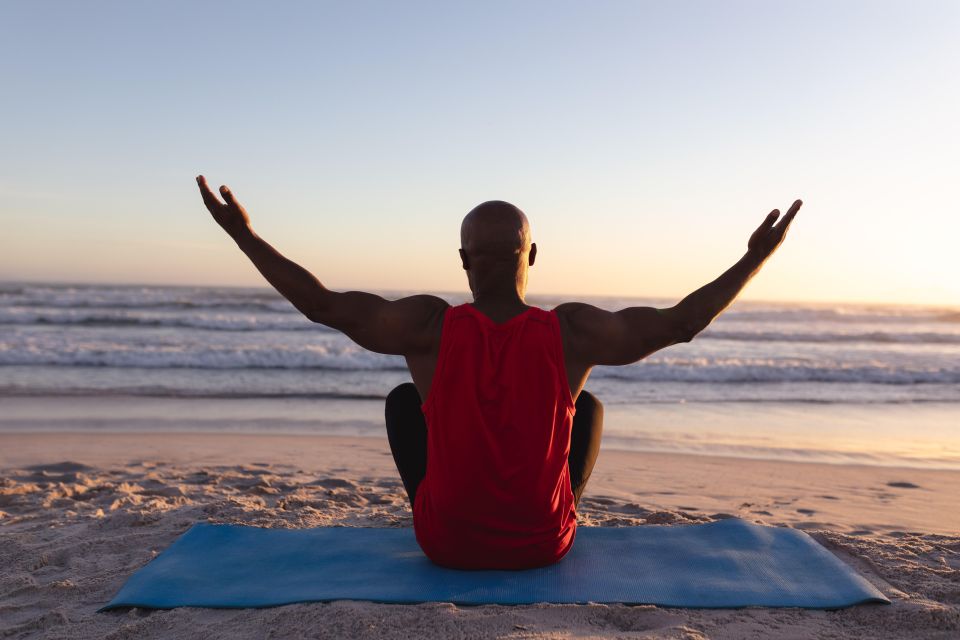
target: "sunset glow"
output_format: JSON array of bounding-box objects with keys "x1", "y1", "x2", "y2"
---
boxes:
[{"x1": 2, "y1": 1, "x2": 957, "y2": 307}]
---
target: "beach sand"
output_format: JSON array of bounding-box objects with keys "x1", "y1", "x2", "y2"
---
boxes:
[{"x1": 1, "y1": 432, "x2": 958, "y2": 639}]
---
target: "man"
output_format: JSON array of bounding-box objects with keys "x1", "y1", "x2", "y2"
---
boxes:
[{"x1": 197, "y1": 175, "x2": 801, "y2": 570}]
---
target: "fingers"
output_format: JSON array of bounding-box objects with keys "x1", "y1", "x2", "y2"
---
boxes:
[
  {"x1": 754, "y1": 209, "x2": 779, "y2": 235},
  {"x1": 776, "y1": 199, "x2": 803, "y2": 229},
  {"x1": 196, "y1": 175, "x2": 223, "y2": 210},
  {"x1": 748, "y1": 209, "x2": 778, "y2": 249},
  {"x1": 219, "y1": 184, "x2": 239, "y2": 208}
]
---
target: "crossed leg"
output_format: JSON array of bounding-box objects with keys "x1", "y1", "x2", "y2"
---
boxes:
[
  {"x1": 384, "y1": 382, "x2": 604, "y2": 508},
  {"x1": 383, "y1": 383, "x2": 429, "y2": 506}
]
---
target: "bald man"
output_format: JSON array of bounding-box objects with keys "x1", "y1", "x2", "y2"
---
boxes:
[{"x1": 197, "y1": 176, "x2": 801, "y2": 569}]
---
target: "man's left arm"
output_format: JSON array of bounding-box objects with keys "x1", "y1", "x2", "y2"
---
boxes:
[
  {"x1": 197, "y1": 176, "x2": 447, "y2": 355},
  {"x1": 556, "y1": 199, "x2": 802, "y2": 367}
]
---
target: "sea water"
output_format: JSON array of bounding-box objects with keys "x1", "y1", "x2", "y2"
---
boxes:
[{"x1": 1, "y1": 282, "x2": 958, "y2": 469}]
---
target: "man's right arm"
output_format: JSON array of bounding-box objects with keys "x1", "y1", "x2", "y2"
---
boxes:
[
  {"x1": 197, "y1": 175, "x2": 447, "y2": 356},
  {"x1": 557, "y1": 200, "x2": 802, "y2": 368}
]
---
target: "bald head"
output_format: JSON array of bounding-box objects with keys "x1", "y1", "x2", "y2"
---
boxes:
[
  {"x1": 460, "y1": 200, "x2": 531, "y2": 257},
  {"x1": 459, "y1": 200, "x2": 537, "y2": 301}
]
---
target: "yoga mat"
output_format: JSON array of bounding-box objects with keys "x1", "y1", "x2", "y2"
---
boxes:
[{"x1": 101, "y1": 519, "x2": 889, "y2": 610}]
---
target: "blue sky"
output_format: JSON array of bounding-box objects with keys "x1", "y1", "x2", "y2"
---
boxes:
[{"x1": 2, "y1": 1, "x2": 957, "y2": 305}]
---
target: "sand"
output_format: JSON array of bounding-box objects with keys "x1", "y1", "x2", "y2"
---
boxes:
[{"x1": 1, "y1": 432, "x2": 958, "y2": 639}]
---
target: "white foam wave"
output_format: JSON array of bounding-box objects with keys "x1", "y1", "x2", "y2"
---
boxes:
[
  {"x1": 701, "y1": 329, "x2": 960, "y2": 345},
  {"x1": 589, "y1": 359, "x2": 960, "y2": 385},
  {"x1": 2, "y1": 339, "x2": 957, "y2": 384},
  {"x1": 0, "y1": 335, "x2": 406, "y2": 370},
  {"x1": 0, "y1": 307, "x2": 329, "y2": 332}
]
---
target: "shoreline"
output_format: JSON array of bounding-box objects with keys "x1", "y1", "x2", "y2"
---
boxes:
[
  {"x1": 1, "y1": 426, "x2": 959, "y2": 472},
  {"x1": 4, "y1": 395, "x2": 959, "y2": 472},
  {"x1": 5, "y1": 277, "x2": 959, "y2": 311}
]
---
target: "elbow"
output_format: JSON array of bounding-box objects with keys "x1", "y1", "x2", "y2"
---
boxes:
[
  {"x1": 673, "y1": 319, "x2": 705, "y2": 344},
  {"x1": 660, "y1": 305, "x2": 706, "y2": 345},
  {"x1": 302, "y1": 305, "x2": 330, "y2": 325},
  {"x1": 302, "y1": 289, "x2": 340, "y2": 326}
]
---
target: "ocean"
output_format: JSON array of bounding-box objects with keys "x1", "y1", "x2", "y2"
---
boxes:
[{"x1": 2, "y1": 282, "x2": 958, "y2": 469}]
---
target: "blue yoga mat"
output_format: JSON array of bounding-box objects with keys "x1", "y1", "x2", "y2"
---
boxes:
[{"x1": 101, "y1": 519, "x2": 888, "y2": 610}]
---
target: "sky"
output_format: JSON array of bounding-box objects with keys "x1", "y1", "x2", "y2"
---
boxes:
[{"x1": 1, "y1": 1, "x2": 957, "y2": 306}]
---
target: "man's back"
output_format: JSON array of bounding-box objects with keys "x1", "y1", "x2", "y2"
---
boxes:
[{"x1": 412, "y1": 303, "x2": 577, "y2": 570}]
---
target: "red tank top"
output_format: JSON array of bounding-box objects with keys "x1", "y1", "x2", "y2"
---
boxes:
[{"x1": 413, "y1": 303, "x2": 578, "y2": 570}]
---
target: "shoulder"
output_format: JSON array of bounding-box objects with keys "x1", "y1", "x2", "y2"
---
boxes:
[
  {"x1": 550, "y1": 302, "x2": 616, "y2": 359},
  {"x1": 385, "y1": 295, "x2": 451, "y2": 355},
  {"x1": 551, "y1": 302, "x2": 652, "y2": 367},
  {"x1": 388, "y1": 294, "x2": 450, "y2": 316},
  {"x1": 552, "y1": 302, "x2": 614, "y2": 332},
  {"x1": 396, "y1": 295, "x2": 451, "y2": 330},
  {"x1": 358, "y1": 295, "x2": 450, "y2": 346}
]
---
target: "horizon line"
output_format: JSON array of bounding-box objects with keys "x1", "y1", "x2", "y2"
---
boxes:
[{"x1": 2, "y1": 278, "x2": 957, "y2": 311}]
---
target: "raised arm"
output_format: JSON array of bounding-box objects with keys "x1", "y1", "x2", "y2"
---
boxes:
[
  {"x1": 196, "y1": 175, "x2": 447, "y2": 355},
  {"x1": 556, "y1": 200, "x2": 803, "y2": 369}
]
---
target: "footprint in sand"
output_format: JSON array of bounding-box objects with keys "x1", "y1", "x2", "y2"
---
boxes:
[
  {"x1": 886, "y1": 481, "x2": 921, "y2": 489},
  {"x1": 309, "y1": 477, "x2": 358, "y2": 490},
  {"x1": 25, "y1": 461, "x2": 92, "y2": 473},
  {"x1": 796, "y1": 508, "x2": 816, "y2": 515}
]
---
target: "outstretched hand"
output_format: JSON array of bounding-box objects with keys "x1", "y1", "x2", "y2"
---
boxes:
[
  {"x1": 196, "y1": 175, "x2": 251, "y2": 239},
  {"x1": 747, "y1": 199, "x2": 802, "y2": 262}
]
